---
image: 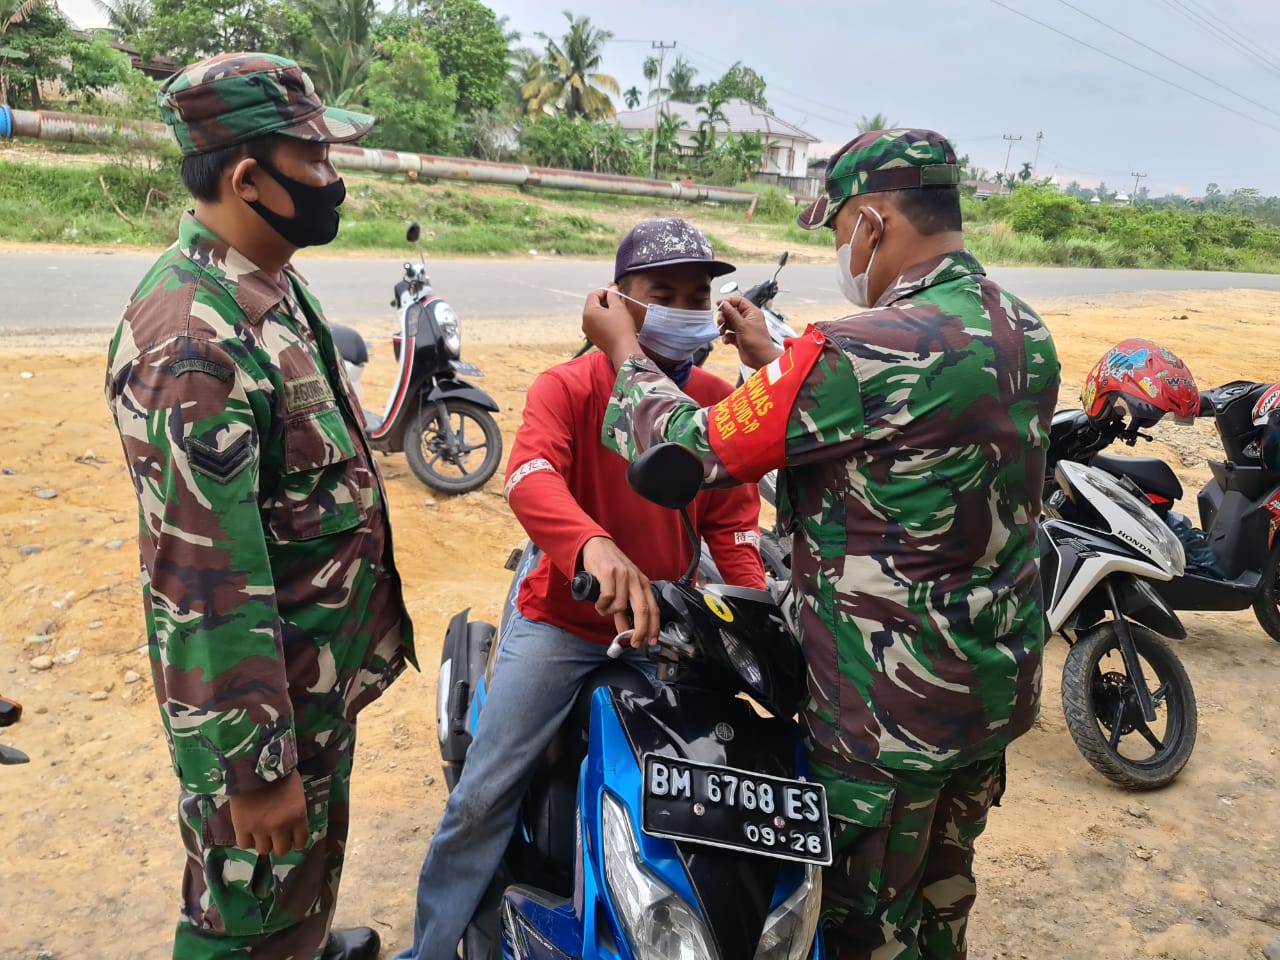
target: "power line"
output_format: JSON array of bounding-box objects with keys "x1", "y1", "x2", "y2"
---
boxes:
[
  {"x1": 1180, "y1": 0, "x2": 1280, "y2": 73},
  {"x1": 675, "y1": 44, "x2": 859, "y2": 133},
  {"x1": 989, "y1": 0, "x2": 1280, "y2": 136},
  {"x1": 1051, "y1": 0, "x2": 1280, "y2": 122},
  {"x1": 1158, "y1": 0, "x2": 1280, "y2": 81}
]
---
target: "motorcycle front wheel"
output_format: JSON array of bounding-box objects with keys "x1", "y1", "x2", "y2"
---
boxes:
[
  {"x1": 1251, "y1": 541, "x2": 1280, "y2": 643},
  {"x1": 1060, "y1": 621, "x2": 1197, "y2": 790},
  {"x1": 405, "y1": 399, "x2": 503, "y2": 494}
]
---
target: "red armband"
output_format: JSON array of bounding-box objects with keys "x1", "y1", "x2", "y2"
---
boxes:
[{"x1": 707, "y1": 326, "x2": 826, "y2": 481}]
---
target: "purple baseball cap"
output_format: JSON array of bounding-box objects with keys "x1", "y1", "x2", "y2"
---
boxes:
[{"x1": 614, "y1": 218, "x2": 735, "y2": 282}]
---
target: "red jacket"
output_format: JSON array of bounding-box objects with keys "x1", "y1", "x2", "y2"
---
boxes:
[{"x1": 505, "y1": 351, "x2": 765, "y2": 644}]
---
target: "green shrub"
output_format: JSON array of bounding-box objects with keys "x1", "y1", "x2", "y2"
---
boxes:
[{"x1": 1007, "y1": 187, "x2": 1080, "y2": 240}]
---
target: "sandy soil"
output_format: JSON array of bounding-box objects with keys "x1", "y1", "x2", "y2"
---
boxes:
[{"x1": 2, "y1": 288, "x2": 1279, "y2": 959}]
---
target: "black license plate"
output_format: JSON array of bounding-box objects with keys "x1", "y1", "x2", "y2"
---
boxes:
[
  {"x1": 449, "y1": 360, "x2": 483, "y2": 377},
  {"x1": 641, "y1": 754, "x2": 831, "y2": 865}
]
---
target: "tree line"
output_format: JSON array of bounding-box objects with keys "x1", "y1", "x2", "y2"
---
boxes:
[{"x1": 0, "y1": 0, "x2": 790, "y2": 184}]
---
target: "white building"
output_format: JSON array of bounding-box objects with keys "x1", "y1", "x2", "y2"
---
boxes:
[{"x1": 614, "y1": 98, "x2": 818, "y2": 176}]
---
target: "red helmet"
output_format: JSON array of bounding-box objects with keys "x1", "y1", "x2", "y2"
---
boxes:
[
  {"x1": 1081, "y1": 339, "x2": 1200, "y2": 428},
  {"x1": 1253, "y1": 382, "x2": 1280, "y2": 427}
]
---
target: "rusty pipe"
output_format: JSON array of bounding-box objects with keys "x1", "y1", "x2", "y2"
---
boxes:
[{"x1": 1, "y1": 106, "x2": 762, "y2": 204}]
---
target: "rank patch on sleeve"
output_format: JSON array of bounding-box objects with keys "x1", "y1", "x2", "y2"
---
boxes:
[{"x1": 186, "y1": 424, "x2": 256, "y2": 483}]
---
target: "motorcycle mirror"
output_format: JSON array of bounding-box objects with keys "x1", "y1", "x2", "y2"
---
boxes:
[
  {"x1": 771, "y1": 250, "x2": 790, "y2": 284},
  {"x1": 626, "y1": 443, "x2": 703, "y2": 511},
  {"x1": 719, "y1": 281, "x2": 739, "y2": 295},
  {"x1": 406, "y1": 220, "x2": 421, "y2": 243}
]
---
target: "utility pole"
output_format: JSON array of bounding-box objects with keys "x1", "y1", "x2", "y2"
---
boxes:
[
  {"x1": 1001, "y1": 134, "x2": 1022, "y2": 188},
  {"x1": 1131, "y1": 171, "x2": 1148, "y2": 205},
  {"x1": 1031, "y1": 131, "x2": 1044, "y2": 180},
  {"x1": 649, "y1": 41, "x2": 676, "y2": 180}
]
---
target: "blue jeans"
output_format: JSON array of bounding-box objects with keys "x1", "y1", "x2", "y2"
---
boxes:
[{"x1": 396, "y1": 611, "x2": 656, "y2": 960}]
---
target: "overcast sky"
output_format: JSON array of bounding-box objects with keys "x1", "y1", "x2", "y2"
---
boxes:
[{"x1": 59, "y1": 0, "x2": 1280, "y2": 196}]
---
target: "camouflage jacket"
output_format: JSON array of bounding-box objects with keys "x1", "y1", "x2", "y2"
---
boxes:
[
  {"x1": 106, "y1": 213, "x2": 414, "y2": 797},
  {"x1": 604, "y1": 251, "x2": 1060, "y2": 772}
]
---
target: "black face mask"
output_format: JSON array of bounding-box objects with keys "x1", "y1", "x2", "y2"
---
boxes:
[{"x1": 247, "y1": 155, "x2": 346, "y2": 248}]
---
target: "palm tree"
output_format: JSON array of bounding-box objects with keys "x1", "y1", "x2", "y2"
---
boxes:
[
  {"x1": 856, "y1": 112, "x2": 896, "y2": 133},
  {"x1": 642, "y1": 53, "x2": 657, "y2": 99},
  {"x1": 90, "y1": 0, "x2": 150, "y2": 39},
  {"x1": 299, "y1": 0, "x2": 377, "y2": 107},
  {"x1": 0, "y1": 0, "x2": 53, "y2": 104},
  {"x1": 623, "y1": 85, "x2": 640, "y2": 109},
  {"x1": 649, "y1": 105, "x2": 683, "y2": 176},
  {"x1": 695, "y1": 92, "x2": 727, "y2": 149},
  {"x1": 665, "y1": 55, "x2": 703, "y2": 103},
  {"x1": 521, "y1": 10, "x2": 619, "y2": 120}
]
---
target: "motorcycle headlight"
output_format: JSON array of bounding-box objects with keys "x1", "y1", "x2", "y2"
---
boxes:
[
  {"x1": 720, "y1": 628, "x2": 765, "y2": 694},
  {"x1": 753, "y1": 865, "x2": 822, "y2": 960},
  {"x1": 435, "y1": 301, "x2": 461, "y2": 357},
  {"x1": 600, "y1": 791, "x2": 719, "y2": 960},
  {"x1": 1060, "y1": 460, "x2": 1186, "y2": 575}
]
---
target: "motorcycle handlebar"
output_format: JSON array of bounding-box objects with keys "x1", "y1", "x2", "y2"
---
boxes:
[{"x1": 571, "y1": 571, "x2": 601, "y2": 603}]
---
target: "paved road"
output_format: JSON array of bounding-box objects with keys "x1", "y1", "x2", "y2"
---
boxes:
[{"x1": 4, "y1": 249, "x2": 1280, "y2": 333}]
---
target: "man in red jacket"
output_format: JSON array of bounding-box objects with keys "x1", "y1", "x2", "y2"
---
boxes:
[{"x1": 396, "y1": 219, "x2": 765, "y2": 960}]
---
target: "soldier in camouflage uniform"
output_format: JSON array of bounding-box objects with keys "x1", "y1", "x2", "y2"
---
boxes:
[
  {"x1": 104, "y1": 53, "x2": 414, "y2": 960},
  {"x1": 583, "y1": 129, "x2": 1060, "y2": 959}
]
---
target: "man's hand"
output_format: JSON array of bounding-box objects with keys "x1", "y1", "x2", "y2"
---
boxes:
[
  {"x1": 228, "y1": 768, "x2": 308, "y2": 856},
  {"x1": 580, "y1": 536, "x2": 658, "y2": 645},
  {"x1": 717, "y1": 295, "x2": 784, "y2": 371},
  {"x1": 583, "y1": 286, "x2": 642, "y2": 369}
]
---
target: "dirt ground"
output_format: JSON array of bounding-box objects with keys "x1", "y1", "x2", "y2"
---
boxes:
[{"x1": 2, "y1": 286, "x2": 1279, "y2": 960}]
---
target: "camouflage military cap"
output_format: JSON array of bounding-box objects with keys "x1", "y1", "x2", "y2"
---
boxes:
[
  {"x1": 158, "y1": 52, "x2": 374, "y2": 158},
  {"x1": 798, "y1": 128, "x2": 959, "y2": 230}
]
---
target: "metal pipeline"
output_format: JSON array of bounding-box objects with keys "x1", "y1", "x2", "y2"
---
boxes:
[{"x1": 0, "y1": 106, "x2": 762, "y2": 204}]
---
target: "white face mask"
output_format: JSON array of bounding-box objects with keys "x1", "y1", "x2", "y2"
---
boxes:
[
  {"x1": 611, "y1": 289, "x2": 719, "y2": 362},
  {"x1": 835, "y1": 206, "x2": 884, "y2": 308}
]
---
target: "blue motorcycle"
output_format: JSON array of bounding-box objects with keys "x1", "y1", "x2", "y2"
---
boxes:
[{"x1": 437, "y1": 443, "x2": 829, "y2": 960}]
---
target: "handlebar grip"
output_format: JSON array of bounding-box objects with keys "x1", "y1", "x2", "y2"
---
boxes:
[{"x1": 571, "y1": 572, "x2": 601, "y2": 603}]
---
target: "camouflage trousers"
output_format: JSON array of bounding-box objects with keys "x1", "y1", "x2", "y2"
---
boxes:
[
  {"x1": 813, "y1": 750, "x2": 1006, "y2": 960},
  {"x1": 172, "y1": 725, "x2": 357, "y2": 960}
]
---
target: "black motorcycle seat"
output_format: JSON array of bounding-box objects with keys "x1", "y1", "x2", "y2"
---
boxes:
[{"x1": 1093, "y1": 454, "x2": 1183, "y2": 503}]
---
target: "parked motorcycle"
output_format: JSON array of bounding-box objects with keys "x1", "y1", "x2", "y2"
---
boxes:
[
  {"x1": 356, "y1": 221, "x2": 502, "y2": 494},
  {"x1": 1039, "y1": 339, "x2": 1204, "y2": 789},
  {"x1": 437, "y1": 443, "x2": 828, "y2": 960},
  {"x1": 1051, "y1": 350, "x2": 1280, "y2": 644},
  {"x1": 1039, "y1": 454, "x2": 1198, "y2": 789}
]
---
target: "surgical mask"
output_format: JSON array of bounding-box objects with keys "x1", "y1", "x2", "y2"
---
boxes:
[
  {"x1": 612, "y1": 289, "x2": 720, "y2": 362},
  {"x1": 248, "y1": 155, "x2": 347, "y2": 248},
  {"x1": 835, "y1": 206, "x2": 884, "y2": 308}
]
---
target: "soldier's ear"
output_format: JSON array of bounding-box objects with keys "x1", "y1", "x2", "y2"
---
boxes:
[{"x1": 228, "y1": 156, "x2": 261, "y2": 205}]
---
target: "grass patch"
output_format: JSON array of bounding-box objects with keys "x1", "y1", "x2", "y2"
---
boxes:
[
  {"x1": 4, "y1": 152, "x2": 1280, "y2": 272},
  {"x1": 0, "y1": 158, "x2": 619, "y2": 255}
]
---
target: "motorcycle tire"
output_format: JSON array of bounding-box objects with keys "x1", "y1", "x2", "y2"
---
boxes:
[
  {"x1": 1060, "y1": 622, "x2": 1197, "y2": 790},
  {"x1": 406, "y1": 399, "x2": 503, "y2": 495},
  {"x1": 1251, "y1": 541, "x2": 1280, "y2": 643}
]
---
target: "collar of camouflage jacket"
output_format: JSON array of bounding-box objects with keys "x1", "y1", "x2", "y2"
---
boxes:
[
  {"x1": 875, "y1": 249, "x2": 987, "y2": 308},
  {"x1": 178, "y1": 211, "x2": 305, "y2": 326}
]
